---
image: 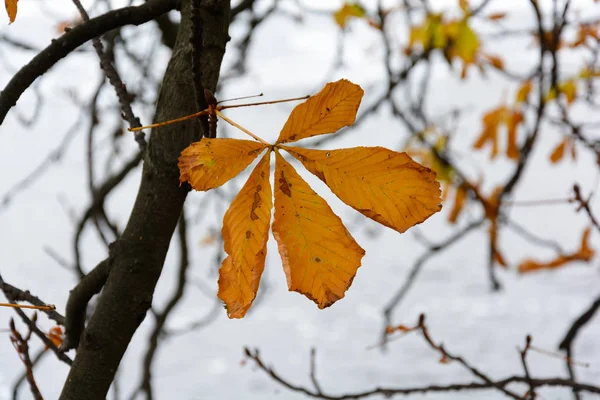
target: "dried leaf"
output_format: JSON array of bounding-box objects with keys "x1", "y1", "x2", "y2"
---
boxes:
[
  {"x1": 409, "y1": 13, "x2": 447, "y2": 51},
  {"x1": 276, "y1": 79, "x2": 363, "y2": 144},
  {"x1": 487, "y1": 12, "x2": 506, "y2": 21},
  {"x1": 218, "y1": 153, "x2": 272, "y2": 318},
  {"x1": 506, "y1": 110, "x2": 523, "y2": 159},
  {"x1": 284, "y1": 146, "x2": 442, "y2": 233},
  {"x1": 46, "y1": 326, "x2": 63, "y2": 349},
  {"x1": 473, "y1": 106, "x2": 523, "y2": 160},
  {"x1": 559, "y1": 80, "x2": 577, "y2": 104},
  {"x1": 515, "y1": 80, "x2": 532, "y2": 104},
  {"x1": 570, "y1": 24, "x2": 599, "y2": 48},
  {"x1": 177, "y1": 80, "x2": 442, "y2": 317},
  {"x1": 579, "y1": 66, "x2": 600, "y2": 79},
  {"x1": 448, "y1": 184, "x2": 467, "y2": 223},
  {"x1": 550, "y1": 139, "x2": 567, "y2": 164},
  {"x1": 473, "y1": 107, "x2": 503, "y2": 158},
  {"x1": 445, "y1": 19, "x2": 480, "y2": 68},
  {"x1": 179, "y1": 138, "x2": 267, "y2": 190},
  {"x1": 518, "y1": 228, "x2": 595, "y2": 273},
  {"x1": 483, "y1": 53, "x2": 504, "y2": 70},
  {"x1": 5, "y1": 0, "x2": 17, "y2": 23},
  {"x1": 272, "y1": 151, "x2": 365, "y2": 308}
]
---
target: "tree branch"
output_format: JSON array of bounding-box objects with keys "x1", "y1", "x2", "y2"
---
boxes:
[
  {"x1": 58, "y1": 0, "x2": 230, "y2": 398},
  {"x1": 0, "y1": 0, "x2": 178, "y2": 125}
]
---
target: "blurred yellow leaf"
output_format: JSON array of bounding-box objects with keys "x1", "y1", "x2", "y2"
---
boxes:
[
  {"x1": 546, "y1": 80, "x2": 577, "y2": 104},
  {"x1": 408, "y1": 11, "x2": 485, "y2": 79},
  {"x1": 515, "y1": 80, "x2": 532, "y2": 104},
  {"x1": 446, "y1": 20, "x2": 480, "y2": 64},
  {"x1": 409, "y1": 13, "x2": 447, "y2": 51},
  {"x1": 559, "y1": 80, "x2": 577, "y2": 104},
  {"x1": 579, "y1": 66, "x2": 600, "y2": 79},
  {"x1": 333, "y1": 2, "x2": 366, "y2": 28}
]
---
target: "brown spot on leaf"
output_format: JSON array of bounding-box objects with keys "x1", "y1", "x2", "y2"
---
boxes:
[
  {"x1": 250, "y1": 189, "x2": 262, "y2": 221},
  {"x1": 314, "y1": 256, "x2": 322, "y2": 263},
  {"x1": 278, "y1": 172, "x2": 292, "y2": 197},
  {"x1": 245, "y1": 231, "x2": 252, "y2": 239}
]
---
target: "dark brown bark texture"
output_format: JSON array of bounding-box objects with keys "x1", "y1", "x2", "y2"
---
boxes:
[{"x1": 59, "y1": 1, "x2": 230, "y2": 398}]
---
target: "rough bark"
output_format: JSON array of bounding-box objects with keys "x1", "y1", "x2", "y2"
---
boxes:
[{"x1": 59, "y1": 1, "x2": 230, "y2": 398}]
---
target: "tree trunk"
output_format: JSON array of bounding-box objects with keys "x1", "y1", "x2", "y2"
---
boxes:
[{"x1": 59, "y1": 1, "x2": 230, "y2": 398}]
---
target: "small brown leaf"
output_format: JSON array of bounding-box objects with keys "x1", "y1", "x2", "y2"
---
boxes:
[
  {"x1": 487, "y1": 12, "x2": 506, "y2": 21},
  {"x1": 550, "y1": 139, "x2": 567, "y2": 164},
  {"x1": 5, "y1": 0, "x2": 17, "y2": 23},
  {"x1": 448, "y1": 184, "x2": 467, "y2": 223},
  {"x1": 515, "y1": 81, "x2": 532, "y2": 104},
  {"x1": 46, "y1": 326, "x2": 64, "y2": 349},
  {"x1": 518, "y1": 228, "x2": 595, "y2": 273}
]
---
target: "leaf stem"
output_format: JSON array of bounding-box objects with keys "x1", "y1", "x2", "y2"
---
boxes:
[
  {"x1": 0, "y1": 303, "x2": 56, "y2": 311},
  {"x1": 217, "y1": 95, "x2": 310, "y2": 110},
  {"x1": 214, "y1": 109, "x2": 270, "y2": 145},
  {"x1": 217, "y1": 93, "x2": 264, "y2": 104},
  {"x1": 128, "y1": 109, "x2": 210, "y2": 132}
]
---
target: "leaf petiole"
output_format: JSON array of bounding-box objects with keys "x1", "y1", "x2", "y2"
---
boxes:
[
  {"x1": 0, "y1": 303, "x2": 56, "y2": 311},
  {"x1": 217, "y1": 95, "x2": 310, "y2": 110},
  {"x1": 128, "y1": 109, "x2": 211, "y2": 132},
  {"x1": 214, "y1": 109, "x2": 270, "y2": 145}
]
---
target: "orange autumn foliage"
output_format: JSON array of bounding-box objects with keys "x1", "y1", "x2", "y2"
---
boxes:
[
  {"x1": 549, "y1": 138, "x2": 577, "y2": 164},
  {"x1": 406, "y1": 0, "x2": 504, "y2": 79},
  {"x1": 333, "y1": 2, "x2": 365, "y2": 28},
  {"x1": 518, "y1": 228, "x2": 595, "y2": 273},
  {"x1": 486, "y1": 187, "x2": 507, "y2": 267},
  {"x1": 448, "y1": 184, "x2": 468, "y2": 224},
  {"x1": 473, "y1": 106, "x2": 523, "y2": 160},
  {"x1": 272, "y1": 151, "x2": 366, "y2": 308},
  {"x1": 217, "y1": 153, "x2": 272, "y2": 318},
  {"x1": 4, "y1": 0, "x2": 17, "y2": 23},
  {"x1": 46, "y1": 326, "x2": 64, "y2": 349},
  {"x1": 178, "y1": 80, "x2": 442, "y2": 317}
]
